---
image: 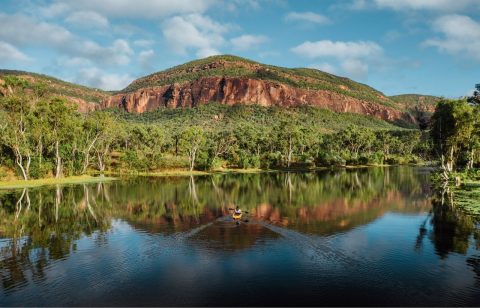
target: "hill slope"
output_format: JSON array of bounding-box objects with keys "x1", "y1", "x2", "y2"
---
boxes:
[
  {"x1": 103, "y1": 55, "x2": 425, "y2": 125},
  {"x1": 0, "y1": 70, "x2": 109, "y2": 112}
]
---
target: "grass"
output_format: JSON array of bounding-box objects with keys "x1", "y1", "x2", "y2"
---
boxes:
[
  {"x1": 102, "y1": 168, "x2": 268, "y2": 178},
  {"x1": 0, "y1": 175, "x2": 117, "y2": 190}
]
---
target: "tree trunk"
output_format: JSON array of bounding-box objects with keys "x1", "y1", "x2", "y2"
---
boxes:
[
  {"x1": 189, "y1": 147, "x2": 197, "y2": 171},
  {"x1": 55, "y1": 140, "x2": 62, "y2": 178},
  {"x1": 287, "y1": 137, "x2": 293, "y2": 168},
  {"x1": 97, "y1": 152, "x2": 105, "y2": 176},
  {"x1": 82, "y1": 136, "x2": 98, "y2": 174},
  {"x1": 26, "y1": 154, "x2": 31, "y2": 177},
  {"x1": 468, "y1": 149, "x2": 475, "y2": 169},
  {"x1": 14, "y1": 147, "x2": 28, "y2": 180}
]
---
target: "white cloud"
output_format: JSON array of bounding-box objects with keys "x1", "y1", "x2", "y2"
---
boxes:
[
  {"x1": 373, "y1": 0, "x2": 479, "y2": 12},
  {"x1": 230, "y1": 34, "x2": 268, "y2": 51},
  {"x1": 292, "y1": 40, "x2": 383, "y2": 59},
  {"x1": 134, "y1": 39, "x2": 155, "y2": 48},
  {"x1": 54, "y1": 0, "x2": 215, "y2": 19},
  {"x1": 0, "y1": 41, "x2": 30, "y2": 62},
  {"x1": 37, "y1": 2, "x2": 70, "y2": 18},
  {"x1": 139, "y1": 49, "x2": 155, "y2": 69},
  {"x1": 424, "y1": 14, "x2": 480, "y2": 62},
  {"x1": 65, "y1": 11, "x2": 109, "y2": 29},
  {"x1": 79, "y1": 39, "x2": 134, "y2": 65},
  {"x1": 292, "y1": 40, "x2": 384, "y2": 80},
  {"x1": 0, "y1": 13, "x2": 74, "y2": 47},
  {"x1": 285, "y1": 12, "x2": 331, "y2": 24},
  {"x1": 0, "y1": 13, "x2": 134, "y2": 67},
  {"x1": 56, "y1": 57, "x2": 92, "y2": 67},
  {"x1": 310, "y1": 62, "x2": 337, "y2": 74},
  {"x1": 76, "y1": 67, "x2": 134, "y2": 91},
  {"x1": 335, "y1": 0, "x2": 479, "y2": 12},
  {"x1": 162, "y1": 14, "x2": 229, "y2": 57},
  {"x1": 340, "y1": 59, "x2": 368, "y2": 79}
]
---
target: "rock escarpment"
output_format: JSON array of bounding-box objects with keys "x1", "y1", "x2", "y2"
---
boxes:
[{"x1": 103, "y1": 76, "x2": 415, "y2": 123}]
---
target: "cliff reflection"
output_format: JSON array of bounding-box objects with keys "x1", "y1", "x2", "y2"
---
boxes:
[{"x1": 0, "y1": 167, "x2": 433, "y2": 291}]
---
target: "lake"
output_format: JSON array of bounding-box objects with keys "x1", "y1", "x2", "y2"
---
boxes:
[{"x1": 1, "y1": 167, "x2": 479, "y2": 306}]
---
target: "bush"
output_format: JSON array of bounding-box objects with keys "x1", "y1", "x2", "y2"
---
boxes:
[
  {"x1": 316, "y1": 152, "x2": 346, "y2": 167},
  {"x1": 29, "y1": 158, "x2": 53, "y2": 179}
]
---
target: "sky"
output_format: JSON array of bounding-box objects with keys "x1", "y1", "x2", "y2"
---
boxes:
[{"x1": 0, "y1": 0, "x2": 479, "y2": 97}]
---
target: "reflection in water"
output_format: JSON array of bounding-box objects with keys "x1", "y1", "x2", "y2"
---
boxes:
[{"x1": 0, "y1": 167, "x2": 479, "y2": 306}]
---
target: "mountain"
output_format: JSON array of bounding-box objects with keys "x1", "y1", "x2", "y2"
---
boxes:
[
  {"x1": 1, "y1": 56, "x2": 440, "y2": 127},
  {"x1": 0, "y1": 70, "x2": 109, "y2": 112},
  {"x1": 102, "y1": 55, "x2": 432, "y2": 125}
]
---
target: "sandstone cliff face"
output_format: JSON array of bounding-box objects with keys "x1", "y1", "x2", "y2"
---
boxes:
[
  {"x1": 103, "y1": 77, "x2": 415, "y2": 123},
  {"x1": 68, "y1": 97, "x2": 100, "y2": 113}
]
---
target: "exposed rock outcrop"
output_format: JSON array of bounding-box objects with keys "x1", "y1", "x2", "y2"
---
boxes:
[{"x1": 103, "y1": 77, "x2": 415, "y2": 123}]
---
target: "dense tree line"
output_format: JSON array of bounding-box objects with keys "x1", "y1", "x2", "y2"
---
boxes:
[
  {"x1": 430, "y1": 98, "x2": 480, "y2": 180},
  {"x1": 0, "y1": 77, "x2": 429, "y2": 180}
]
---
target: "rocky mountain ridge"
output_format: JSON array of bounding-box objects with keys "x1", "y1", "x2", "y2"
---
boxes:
[{"x1": 1, "y1": 56, "x2": 440, "y2": 126}]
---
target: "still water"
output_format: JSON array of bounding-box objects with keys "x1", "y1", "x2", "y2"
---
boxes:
[{"x1": 1, "y1": 167, "x2": 480, "y2": 306}]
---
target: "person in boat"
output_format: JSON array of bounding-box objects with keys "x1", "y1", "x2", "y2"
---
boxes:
[{"x1": 234, "y1": 206, "x2": 242, "y2": 215}]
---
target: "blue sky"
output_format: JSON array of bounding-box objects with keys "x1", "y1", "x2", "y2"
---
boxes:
[{"x1": 0, "y1": 0, "x2": 479, "y2": 97}]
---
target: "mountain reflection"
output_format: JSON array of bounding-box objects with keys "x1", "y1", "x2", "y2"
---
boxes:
[{"x1": 0, "y1": 167, "x2": 434, "y2": 291}]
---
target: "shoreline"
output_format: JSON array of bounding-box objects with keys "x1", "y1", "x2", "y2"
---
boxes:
[
  {"x1": 0, "y1": 175, "x2": 117, "y2": 190},
  {"x1": 0, "y1": 164, "x2": 428, "y2": 189}
]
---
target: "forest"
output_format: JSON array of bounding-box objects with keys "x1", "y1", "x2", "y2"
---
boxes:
[
  {"x1": 1, "y1": 74, "x2": 471, "y2": 182},
  {"x1": 0, "y1": 76, "x2": 430, "y2": 181}
]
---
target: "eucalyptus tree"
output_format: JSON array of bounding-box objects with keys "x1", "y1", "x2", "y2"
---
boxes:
[
  {"x1": 44, "y1": 98, "x2": 80, "y2": 178},
  {"x1": 0, "y1": 95, "x2": 34, "y2": 180},
  {"x1": 430, "y1": 99, "x2": 473, "y2": 175},
  {"x1": 180, "y1": 127, "x2": 206, "y2": 171}
]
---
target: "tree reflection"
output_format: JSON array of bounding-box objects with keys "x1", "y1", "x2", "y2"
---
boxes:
[
  {"x1": 0, "y1": 166, "x2": 433, "y2": 291},
  {"x1": 426, "y1": 187, "x2": 480, "y2": 258}
]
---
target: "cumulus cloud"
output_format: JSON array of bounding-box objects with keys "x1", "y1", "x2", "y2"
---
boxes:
[
  {"x1": 310, "y1": 62, "x2": 337, "y2": 74},
  {"x1": 65, "y1": 11, "x2": 109, "y2": 29},
  {"x1": 52, "y1": 0, "x2": 215, "y2": 19},
  {"x1": 162, "y1": 14, "x2": 229, "y2": 57},
  {"x1": 0, "y1": 41, "x2": 30, "y2": 62},
  {"x1": 373, "y1": 0, "x2": 479, "y2": 12},
  {"x1": 424, "y1": 14, "x2": 480, "y2": 62},
  {"x1": 284, "y1": 12, "x2": 331, "y2": 24},
  {"x1": 340, "y1": 59, "x2": 369, "y2": 79},
  {"x1": 139, "y1": 49, "x2": 155, "y2": 70},
  {"x1": 79, "y1": 39, "x2": 134, "y2": 65},
  {"x1": 292, "y1": 40, "x2": 383, "y2": 59},
  {"x1": 339, "y1": 0, "x2": 480, "y2": 12},
  {"x1": 134, "y1": 39, "x2": 155, "y2": 48},
  {"x1": 76, "y1": 67, "x2": 134, "y2": 91},
  {"x1": 292, "y1": 40, "x2": 384, "y2": 79},
  {"x1": 0, "y1": 13, "x2": 134, "y2": 67},
  {"x1": 230, "y1": 34, "x2": 268, "y2": 51},
  {"x1": 0, "y1": 13, "x2": 74, "y2": 47}
]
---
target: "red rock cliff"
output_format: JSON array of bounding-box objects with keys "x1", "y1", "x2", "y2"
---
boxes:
[{"x1": 102, "y1": 77, "x2": 415, "y2": 123}]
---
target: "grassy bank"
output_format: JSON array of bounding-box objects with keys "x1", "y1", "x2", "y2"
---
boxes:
[
  {"x1": 0, "y1": 175, "x2": 117, "y2": 190},
  {"x1": 100, "y1": 168, "x2": 269, "y2": 178}
]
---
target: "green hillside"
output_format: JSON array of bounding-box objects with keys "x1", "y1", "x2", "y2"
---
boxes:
[
  {"x1": 122, "y1": 55, "x2": 397, "y2": 108},
  {"x1": 117, "y1": 102, "x2": 402, "y2": 133},
  {"x1": 389, "y1": 94, "x2": 440, "y2": 109},
  {"x1": 0, "y1": 69, "x2": 110, "y2": 103}
]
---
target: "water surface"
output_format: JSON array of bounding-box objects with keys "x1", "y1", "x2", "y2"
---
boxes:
[{"x1": 1, "y1": 167, "x2": 479, "y2": 306}]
